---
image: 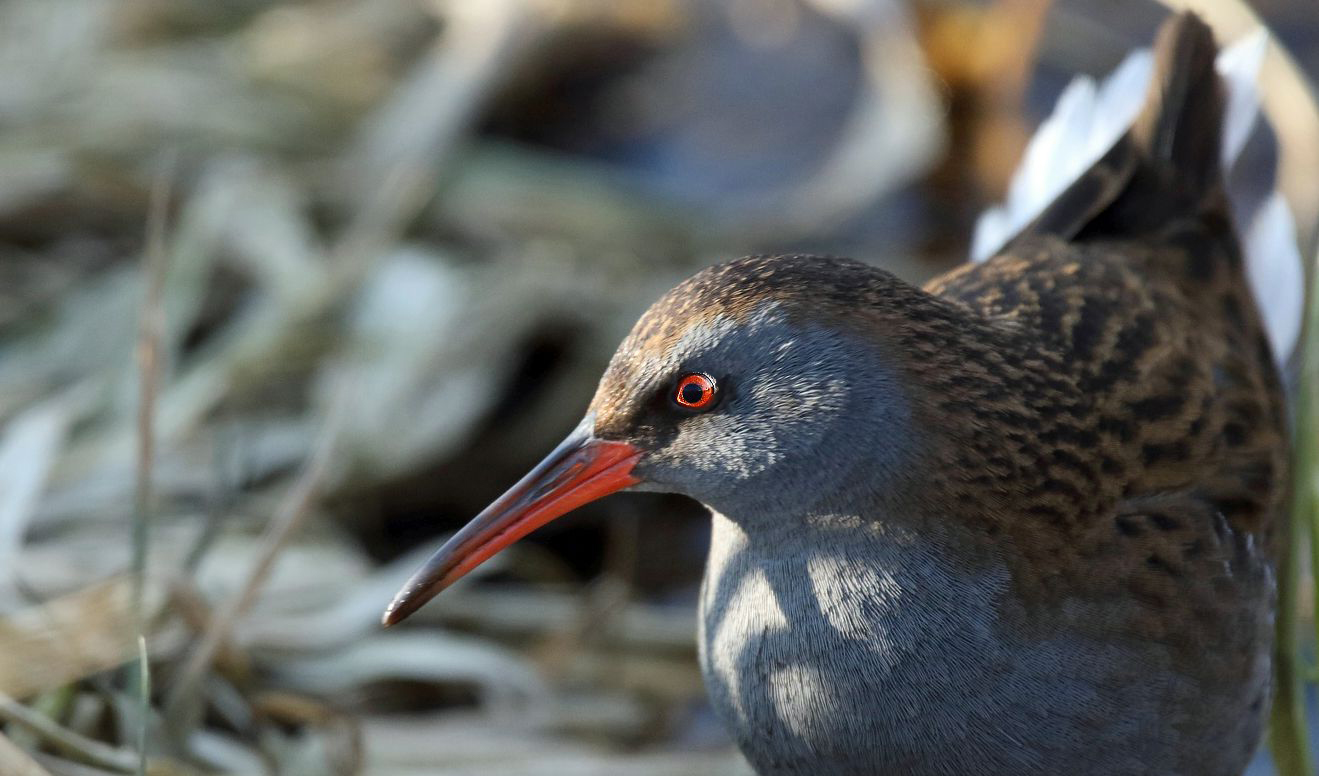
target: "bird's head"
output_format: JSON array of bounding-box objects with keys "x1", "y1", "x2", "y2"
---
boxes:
[{"x1": 383, "y1": 255, "x2": 919, "y2": 625}]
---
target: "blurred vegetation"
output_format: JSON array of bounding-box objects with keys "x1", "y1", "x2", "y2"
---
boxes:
[{"x1": 0, "y1": 0, "x2": 1314, "y2": 774}]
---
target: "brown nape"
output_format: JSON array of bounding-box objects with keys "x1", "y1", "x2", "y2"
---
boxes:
[{"x1": 605, "y1": 252, "x2": 973, "y2": 363}]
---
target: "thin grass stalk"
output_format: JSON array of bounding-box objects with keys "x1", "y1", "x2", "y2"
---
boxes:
[
  {"x1": 128, "y1": 163, "x2": 172, "y2": 771},
  {"x1": 1270, "y1": 210, "x2": 1319, "y2": 776},
  {"x1": 135, "y1": 636, "x2": 149, "y2": 776},
  {"x1": 134, "y1": 165, "x2": 172, "y2": 626},
  {"x1": 1304, "y1": 222, "x2": 1319, "y2": 745},
  {"x1": 1272, "y1": 497, "x2": 1315, "y2": 776}
]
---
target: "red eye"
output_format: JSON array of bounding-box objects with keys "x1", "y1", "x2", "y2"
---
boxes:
[{"x1": 674, "y1": 372, "x2": 717, "y2": 410}]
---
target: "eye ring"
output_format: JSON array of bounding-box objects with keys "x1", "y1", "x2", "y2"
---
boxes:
[{"x1": 673, "y1": 372, "x2": 718, "y2": 411}]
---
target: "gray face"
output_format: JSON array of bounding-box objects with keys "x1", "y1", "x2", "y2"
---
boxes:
[{"x1": 590, "y1": 303, "x2": 915, "y2": 521}]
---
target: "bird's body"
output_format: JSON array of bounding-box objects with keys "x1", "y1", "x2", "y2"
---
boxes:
[
  {"x1": 695, "y1": 239, "x2": 1281, "y2": 775},
  {"x1": 385, "y1": 12, "x2": 1296, "y2": 776}
]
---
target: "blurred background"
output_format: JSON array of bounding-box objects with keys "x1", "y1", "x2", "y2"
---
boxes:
[{"x1": 0, "y1": 0, "x2": 1316, "y2": 774}]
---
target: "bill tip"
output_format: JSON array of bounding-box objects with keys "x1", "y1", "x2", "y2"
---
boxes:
[{"x1": 381, "y1": 598, "x2": 408, "y2": 627}]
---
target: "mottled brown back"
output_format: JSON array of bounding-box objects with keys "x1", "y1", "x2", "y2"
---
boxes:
[{"x1": 912, "y1": 13, "x2": 1286, "y2": 767}]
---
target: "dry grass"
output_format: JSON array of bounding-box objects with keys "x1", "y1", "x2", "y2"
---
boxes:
[{"x1": 0, "y1": 1, "x2": 1313, "y2": 774}]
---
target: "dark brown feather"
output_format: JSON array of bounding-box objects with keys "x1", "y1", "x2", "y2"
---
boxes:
[{"x1": 1005, "y1": 12, "x2": 1228, "y2": 251}]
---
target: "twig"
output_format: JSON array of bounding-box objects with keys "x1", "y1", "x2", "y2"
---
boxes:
[
  {"x1": 162, "y1": 385, "x2": 346, "y2": 732},
  {"x1": 0, "y1": 693, "x2": 137, "y2": 773},
  {"x1": 128, "y1": 154, "x2": 173, "y2": 776}
]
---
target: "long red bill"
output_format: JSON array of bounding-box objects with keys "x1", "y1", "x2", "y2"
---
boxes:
[{"x1": 382, "y1": 419, "x2": 641, "y2": 626}]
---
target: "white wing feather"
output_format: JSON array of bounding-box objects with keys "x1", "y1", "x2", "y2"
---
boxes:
[
  {"x1": 1245, "y1": 191, "x2": 1304, "y2": 364},
  {"x1": 1217, "y1": 30, "x2": 1267, "y2": 167},
  {"x1": 969, "y1": 51, "x2": 1152, "y2": 263}
]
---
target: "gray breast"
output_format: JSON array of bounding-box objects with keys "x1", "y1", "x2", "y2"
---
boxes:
[{"x1": 696, "y1": 510, "x2": 1231, "y2": 776}]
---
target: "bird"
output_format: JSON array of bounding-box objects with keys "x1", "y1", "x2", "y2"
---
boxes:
[{"x1": 382, "y1": 12, "x2": 1301, "y2": 776}]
